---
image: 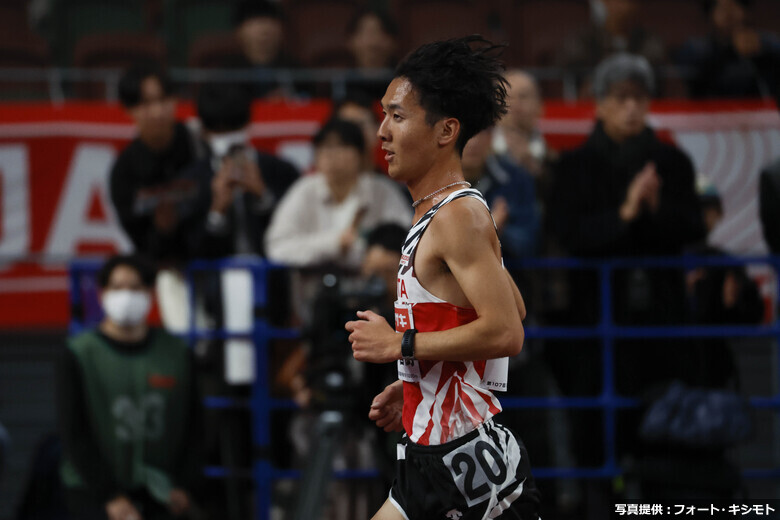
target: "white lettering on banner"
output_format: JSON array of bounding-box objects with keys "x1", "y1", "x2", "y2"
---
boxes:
[
  {"x1": 0, "y1": 145, "x2": 30, "y2": 257},
  {"x1": 44, "y1": 144, "x2": 132, "y2": 256}
]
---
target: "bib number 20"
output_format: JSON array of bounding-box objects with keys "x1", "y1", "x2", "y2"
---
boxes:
[{"x1": 448, "y1": 440, "x2": 508, "y2": 505}]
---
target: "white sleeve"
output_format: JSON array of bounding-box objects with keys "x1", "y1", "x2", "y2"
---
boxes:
[{"x1": 264, "y1": 180, "x2": 344, "y2": 266}]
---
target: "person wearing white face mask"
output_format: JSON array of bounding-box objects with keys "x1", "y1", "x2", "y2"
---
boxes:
[{"x1": 58, "y1": 255, "x2": 204, "y2": 520}]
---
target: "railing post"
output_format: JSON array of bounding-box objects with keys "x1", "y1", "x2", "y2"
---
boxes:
[
  {"x1": 251, "y1": 261, "x2": 273, "y2": 520},
  {"x1": 599, "y1": 261, "x2": 618, "y2": 474}
]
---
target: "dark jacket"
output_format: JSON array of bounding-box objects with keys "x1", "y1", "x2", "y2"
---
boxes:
[
  {"x1": 759, "y1": 158, "x2": 780, "y2": 253},
  {"x1": 549, "y1": 121, "x2": 706, "y2": 325},
  {"x1": 109, "y1": 122, "x2": 199, "y2": 265},
  {"x1": 676, "y1": 31, "x2": 780, "y2": 102},
  {"x1": 184, "y1": 150, "x2": 299, "y2": 258},
  {"x1": 551, "y1": 121, "x2": 705, "y2": 259},
  {"x1": 474, "y1": 155, "x2": 541, "y2": 259}
]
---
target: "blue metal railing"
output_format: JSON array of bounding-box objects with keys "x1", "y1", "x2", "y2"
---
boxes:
[{"x1": 68, "y1": 255, "x2": 780, "y2": 520}]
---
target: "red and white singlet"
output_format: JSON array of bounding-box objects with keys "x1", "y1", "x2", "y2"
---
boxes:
[{"x1": 394, "y1": 188, "x2": 509, "y2": 446}]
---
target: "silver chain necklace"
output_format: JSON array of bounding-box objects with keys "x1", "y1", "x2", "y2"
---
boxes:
[{"x1": 412, "y1": 181, "x2": 471, "y2": 208}]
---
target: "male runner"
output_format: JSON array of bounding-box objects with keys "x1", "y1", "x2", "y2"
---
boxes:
[{"x1": 345, "y1": 36, "x2": 541, "y2": 520}]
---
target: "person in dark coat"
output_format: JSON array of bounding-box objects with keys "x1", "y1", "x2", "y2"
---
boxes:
[
  {"x1": 109, "y1": 64, "x2": 203, "y2": 267},
  {"x1": 546, "y1": 54, "x2": 706, "y2": 482},
  {"x1": 675, "y1": 0, "x2": 780, "y2": 103},
  {"x1": 183, "y1": 82, "x2": 299, "y2": 259}
]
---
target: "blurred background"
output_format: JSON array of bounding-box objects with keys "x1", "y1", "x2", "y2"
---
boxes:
[{"x1": 1, "y1": 0, "x2": 780, "y2": 519}]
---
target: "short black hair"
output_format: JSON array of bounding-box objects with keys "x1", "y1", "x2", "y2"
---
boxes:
[
  {"x1": 333, "y1": 88, "x2": 378, "y2": 122},
  {"x1": 97, "y1": 254, "x2": 156, "y2": 289},
  {"x1": 394, "y1": 35, "x2": 508, "y2": 154},
  {"x1": 702, "y1": 0, "x2": 752, "y2": 14},
  {"x1": 367, "y1": 223, "x2": 407, "y2": 253},
  {"x1": 346, "y1": 8, "x2": 398, "y2": 37},
  {"x1": 233, "y1": 0, "x2": 283, "y2": 27},
  {"x1": 118, "y1": 63, "x2": 173, "y2": 109},
  {"x1": 313, "y1": 118, "x2": 365, "y2": 154},
  {"x1": 197, "y1": 83, "x2": 251, "y2": 133}
]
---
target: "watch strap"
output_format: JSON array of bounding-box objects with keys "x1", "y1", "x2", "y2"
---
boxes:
[{"x1": 401, "y1": 329, "x2": 417, "y2": 360}]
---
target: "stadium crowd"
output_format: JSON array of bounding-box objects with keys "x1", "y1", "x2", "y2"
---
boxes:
[{"x1": 2, "y1": 1, "x2": 780, "y2": 520}]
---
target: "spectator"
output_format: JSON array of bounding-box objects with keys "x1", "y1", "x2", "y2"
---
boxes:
[
  {"x1": 265, "y1": 118, "x2": 411, "y2": 269},
  {"x1": 759, "y1": 157, "x2": 780, "y2": 253},
  {"x1": 345, "y1": 8, "x2": 399, "y2": 101},
  {"x1": 333, "y1": 90, "x2": 383, "y2": 173},
  {"x1": 462, "y1": 128, "x2": 541, "y2": 259},
  {"x1": 675, "y1": 0, "x2": 780, "y2": 102},
  {"x1": 547, "y1": 54, "x2": 705, "y2": 481},
  {"x1": 550, "y1": 53, "x2": 705, "y2": 270},
  {"x1": 186, "y1": 82, "x2": 299, "y2": 259},
  {"x1": 109, "y1": 64, "x2": 202, "y2": 268},
  {"x1": 58, "y1": 255, "x2": 203, "y2": 520},
  {"x1": 493, "y1": 70, "x2": 555, "y2": 179},
  {"x1": 231, "y1": 0, "x2": 298, "y2": 99},
  {"x1": 625, "y1": 181, "x2": 762, "y2": 500},
  {"x1": 687, "y1": 180, "x2": 764, "y2": 326},
  {"x1": 557, "y1": 0, "x2": 665, "y2": 97}
]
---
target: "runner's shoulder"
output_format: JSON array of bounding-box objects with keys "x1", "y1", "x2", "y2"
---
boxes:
[{"x1": 432, "y1": 194, "x2": 493, "y2": 234}]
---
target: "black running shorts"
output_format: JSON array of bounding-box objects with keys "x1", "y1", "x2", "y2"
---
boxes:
[{"x1": 388, "y1": 419, "x2": 541, "y2": 519}]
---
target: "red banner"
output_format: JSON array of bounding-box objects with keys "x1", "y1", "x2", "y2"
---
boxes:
[{"x1": 0, "y1": 100, "x2": 777, "y2": 328}]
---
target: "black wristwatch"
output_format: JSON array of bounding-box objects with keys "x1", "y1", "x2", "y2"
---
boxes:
[{"x1": 402, "y1": 329, "x2": 417, "y2": 360}]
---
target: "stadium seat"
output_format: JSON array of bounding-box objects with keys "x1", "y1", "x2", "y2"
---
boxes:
[
  {"x1": 52, "y1": 0, "x2": 146, "y2": 66},
  {"x1": 285, "y1": 0, "x2": 358, "y2": 67},
  {"x1": 501, "y1": 0, "x2": 590, "y2": 67},
  {"x1": 72, "y1": 32, "x2": 167, "y2": 100},
  {"x1": 187, "y1": 31, "x2": 243, "y2": 68},
  {"x1": 0, "y1": 31, "x2": 51, "y2": 100},
  {"x1": 638, "y1": 0, "x2": 708, "y2": 52},
  {"x1": 164, "y1": 0, "x2": 236, "y2": 67},
  {"x1": 0, "y1": 4, "x2": 28, "y2": 34},
  {"x1": 397, "y1": 0, "x2": 491, "y2": 56},
  {"x1": 753, "y1": 0, "x2": 780, "y2": 33}
]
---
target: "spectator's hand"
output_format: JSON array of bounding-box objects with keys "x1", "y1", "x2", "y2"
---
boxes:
[
  {"x1": 733, "y1": 27, "x2": 762, "y2": 57},
  {"x1": 620, "y1": 162, "x2": 660, "y2": 221},
  {"x1": 686, "y1": 268, "x2": 706, "y2": 294},
  {"x1": 237, "y1": 158, "x2": 266, "y2": 198},
  {"x1": 168, "y1": 488, "x2": 190, "y2": 517},
  {"x1": 722, "y1": 271, "x2": 741, "y2": 309},
  {"x1": 368, "y1": 380, "x2": 404, "y2": 432},
  {"x1": 210, "y1": 159, "x2": 238, "y2": 214},
  {"x1": 339, "y1": 207, "x2": 367, "y2": 253},
  {"x1": 154, "y1": 200, "x2": 178, "y2": 233},
  {"x1": 346, "y1": 310, "x2": 398, "y2": 363},
  {"x1": 491, "y1": 197, "x2": 510, "y2": 235},
  {"x1": 642, "y1": 163, "x2": 661, "y2": 213},
  {"x1": 106, "y1": 495, "x2": 143, "y2": 520},
  {"x1": 339, "y1": 226, "x2": 358, "y2": 253}
]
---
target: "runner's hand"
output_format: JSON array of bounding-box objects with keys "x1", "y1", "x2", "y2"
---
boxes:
[
  {"x1": 369, "y1": 381, "x2": 404, "y2": 432},
  {"x1": 346, "y1": 310, "x2": 399, "y2": 363},
  {"x1": 106, "y1": 496, "x2": 143, "y2": 520}
]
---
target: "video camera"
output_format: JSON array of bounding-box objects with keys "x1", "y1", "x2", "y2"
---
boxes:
[{"x1": 304, "y1": 272, "x2": 389, "y2": 411}]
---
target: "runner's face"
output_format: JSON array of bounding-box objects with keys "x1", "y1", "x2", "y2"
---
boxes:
[{"x1": 378, "y1": 77, "x2": 439, "y2": 183}]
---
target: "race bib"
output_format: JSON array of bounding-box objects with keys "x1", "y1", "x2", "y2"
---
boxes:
[
  {"x1": 442, "y1": 423, "x2": 521, "y2": 508},
  {"x1": 397, "y1": 357, "x2": 421, "y2": 383},
  {"x1": 481, "y1": 357, "x2": 509, "y2": 392},
  {"x1": 393, "y1": 300, "x2": 415, "y2": 332}
]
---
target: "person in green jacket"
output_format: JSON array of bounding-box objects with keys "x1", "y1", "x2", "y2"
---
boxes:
[{"x1": 58, "y1": 255, "x2": 204, "y2": 520}]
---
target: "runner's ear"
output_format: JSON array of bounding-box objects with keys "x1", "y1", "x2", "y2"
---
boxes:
[{"x1": 437, "y1": 117, "x2": 460, "y2": 148}]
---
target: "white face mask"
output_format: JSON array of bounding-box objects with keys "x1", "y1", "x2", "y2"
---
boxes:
[{"x1": 101, "y1": 290, "x2": 152, "y2": 327}]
